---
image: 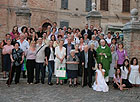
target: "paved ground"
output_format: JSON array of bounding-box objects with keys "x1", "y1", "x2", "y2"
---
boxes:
[{"x1": 0, "y1": 78, "x2": 140, "y2": 102}]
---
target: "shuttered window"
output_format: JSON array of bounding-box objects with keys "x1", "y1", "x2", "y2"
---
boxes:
[
  {"x1": 61, "y1": 0, "x2": 68, "y2": 9},
  {"x1": 86, "y1": 0, "x2": 92, "y2": 12},
  {"x1": 60, "y1": 21, "x2": 69, "y2": 28},
  {"x1": 100, "y1": 0, "x2": 108, "y2": 11},
  {"x1": 122, "y1": 0, "x2": 130, "y2": 12}
]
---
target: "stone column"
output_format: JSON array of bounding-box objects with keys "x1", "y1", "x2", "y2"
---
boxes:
[
  {"x1": 15, "y1": 0, "x2": 31, "y2": 27},
  {"x1": 122, "y1": 8, "x2": 140, "y2": 63},
  {"x1": 86, "y1": 3, "x2": 102, "y2": 27}
]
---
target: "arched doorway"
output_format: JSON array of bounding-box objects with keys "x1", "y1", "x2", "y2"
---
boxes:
[{"x1": 42, "y1": 22, "x2": 52, "y2": 31}]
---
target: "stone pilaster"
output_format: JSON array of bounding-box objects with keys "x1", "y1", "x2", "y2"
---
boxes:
[
  {"x1": 86, "y1": 3, "x2": 102, "y2": 27},
  {"x1": 15, "y1": 0, "x2": 31, "y2": 27},
  {"x1": 122, "y1": 8, "x2": 140, "y2": 63}
]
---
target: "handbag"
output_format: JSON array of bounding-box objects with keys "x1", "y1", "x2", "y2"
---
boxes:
[
  {"x1": 56, "y1": 66, "x2": 66, "y2": 78},
  {"x1": 21, "y1": 58, "x2": 27, "y2": 71}
]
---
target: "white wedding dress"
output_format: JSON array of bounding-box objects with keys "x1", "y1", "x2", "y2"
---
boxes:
[{"x1": 92, "y1": 69, "x2": 109, "y2": 92}]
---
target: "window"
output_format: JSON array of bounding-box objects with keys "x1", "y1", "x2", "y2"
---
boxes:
[
  {"x1": 122, "y1": 0, "x2": 130, "y2": 12},
  {"x1": 61, "y1": 0, "x2": 68, "y2": 9},
  {"x1": 60, "y1": 21, "x2": 69, "y2": 28},
  {"x1": 86, "y1": 0, "x2": 92, "y2": 12},
  {"x1": 100, "y1": 0, "x2": 108, "y2": 11}
]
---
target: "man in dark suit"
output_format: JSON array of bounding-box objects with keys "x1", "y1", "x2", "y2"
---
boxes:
[
  {"x1": 80, "y1": 45, "x2": 96, "y2": 88},
  {"x1": 81, "y1": 24, "x2": 92, "y2": 40}
]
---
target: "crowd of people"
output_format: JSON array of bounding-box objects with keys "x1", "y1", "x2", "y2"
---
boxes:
[{"x1": 0, "y1": 22, "x2": 140, "y2": 92}]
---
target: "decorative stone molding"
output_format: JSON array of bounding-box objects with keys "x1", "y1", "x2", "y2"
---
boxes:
[
  {"x1": 21, "y1": 0, "x2": 27, "y2": 8},
  {"x1": 130, "y1": 8, "x2": 139, "y2": 22},
  {"x1": 15, "y1": 0, "x2": 31, "y2": 27},
  {"x1": 86, "y1": 3, "x2": 102, "y2": 27},
  {"x1": 92, "y1": 3, "x2": 96, "y2": 11}
]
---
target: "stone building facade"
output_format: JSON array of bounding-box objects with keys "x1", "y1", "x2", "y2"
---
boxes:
[{"x1": 0, "y1": 0, "x2": 139, "y2": 40}]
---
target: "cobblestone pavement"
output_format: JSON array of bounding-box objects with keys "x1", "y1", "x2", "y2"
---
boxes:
[{"x1": 0, "y1": 79, "x2": 140, "y2": 102}]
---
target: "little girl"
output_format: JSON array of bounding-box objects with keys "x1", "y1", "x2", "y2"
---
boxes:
[
  {"x1": 113, "y1": 68, "x2": 126, "y2": 90},
  {"x1": 120, "y1": 59, "x2": 132, "y2": 88},
  {"x1": 129, "y1": 57, "x2": 140, "y2": 87},
  {"x1": 92, "y1": 63, "x2": 109, "y2": 92}
]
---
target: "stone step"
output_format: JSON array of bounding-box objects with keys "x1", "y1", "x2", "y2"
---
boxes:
[{"x1": 0, "y1": 72, "x2": 53, "y2": 81}]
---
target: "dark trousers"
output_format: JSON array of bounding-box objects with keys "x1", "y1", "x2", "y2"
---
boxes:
[
  {"x1": 3, "y1": 54, "x2": 11, "y2": 72},
  {"x1": 48, "y1": 61, "x2": 54, "y2": 83},
  {"x1": 122, "y1": 79, "x2": 132, "y2": 88},
  {"x1": 35, "y1": 63, "x2": 45, "y2": 83},
  {"x1": 26, "y1": 59, "x2": 35, "y2": 83},
  {"x1": 84, "y1": 68, "x2": 92, "y2": 86},
  {"x1": 6, "y1": 65, "x2": 21, "y2": 85},
  {"x1": 113, "y1": 83, "x2": 120, "y2": 89}
]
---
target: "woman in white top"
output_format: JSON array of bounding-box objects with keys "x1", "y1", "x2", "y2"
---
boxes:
[
  {"x1": 92, "y1": 63, "x2": 109, "y2": 92},
  {"x1": 55, "y1": 39, "x2": 66, "y2": 85},
  {"x1": 129, "y1": 57, "x2": 140, "y2": 87},
  {"x1": 120, "y1": 59, "x2": 132, "y2": 88}
]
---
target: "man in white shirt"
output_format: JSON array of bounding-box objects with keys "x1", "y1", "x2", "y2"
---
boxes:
[
  {"x1": 17, "y1": 34, "x2": 29, "y2": 52},
  {"x1": 105, "y1": 32, "x2": 113, "y2": 47},
  {"x1": 17, "y1": 34, "x2": 29, "y2": 78},
  {"x1": 35, "y1": 37, "x2": 47, "y2": 84}
]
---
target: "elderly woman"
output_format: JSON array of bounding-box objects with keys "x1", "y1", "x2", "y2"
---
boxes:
[
  {"x1": 55, "y1": 39, "x2": 66, "y2": 85},
  {"x1": 6, "y1": 42, "x2": 24, "y2": 85},
  {"x1": 89, "y1": 43, "x2": 97, "y2": 62},
  {"x1": 66, "y1": 50, "x2": 79, "y2": 87}
]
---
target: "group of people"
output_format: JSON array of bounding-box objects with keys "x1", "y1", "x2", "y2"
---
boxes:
[{"x1": 0, "y1": 22, "x2": 140, "y2": 92}]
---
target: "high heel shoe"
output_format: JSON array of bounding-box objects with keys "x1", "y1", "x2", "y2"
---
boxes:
[
  {"x1": 74, "y1": 84, "x2": 77, "y2": 87},
  {"x1": 69, "y1": 84, "x2": 72, "y2": 87},
  {"x1": 56, "y1": 82, "x2": 59, "y2": 85},
  {"x1": 60, "y1": 82, "x2": 63, "y2": 85}
]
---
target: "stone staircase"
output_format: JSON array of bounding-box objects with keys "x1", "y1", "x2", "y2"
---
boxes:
[
  {"x1": 0, "y1": 72, "x2": 51, "y2": 82},
  {"x1": 0, "y1": 72, "x2": 28, "y2": 81}
]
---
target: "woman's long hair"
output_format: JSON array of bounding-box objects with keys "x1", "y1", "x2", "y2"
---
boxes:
[
  {"x1": 122, "y1": 59, "x2": 129, "y2": 70},
  {"x1": 12, "y1": 26, "x2": 18, "y2": 34},
  {"x1": 97, "y1": 62, "x2": 103, "y2": 69},
  {"x1": 115, "y1": 68, "x2": 121, "y2": 78},
  {"x1": 131, "y1": 57, "x2": 138, "y2": 65}
]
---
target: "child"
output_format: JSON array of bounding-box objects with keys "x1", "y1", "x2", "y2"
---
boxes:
[
  {"x1": 92, "y1": 63, "x2": 109, "y2": 92},
  {"x1": 113, "y1": 68, "x2": 126, "y2": 90},
  {"x1": 129, "y1": 57, "x2": 140, "y2": 87},
  {"x1": 120, "y1": 59, "x2": 132, "y2": 88}
]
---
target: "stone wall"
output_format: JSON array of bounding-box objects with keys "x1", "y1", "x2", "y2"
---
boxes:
[
  {"x1": 0, "y1": 0, "x2": 57, "y2": 40},
  {"x1": 123, "y1": 30, "x2": 140, "y2": 63},
  {"x1": 123, "y1": 8, "x2": 140, "y2": 63}
]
